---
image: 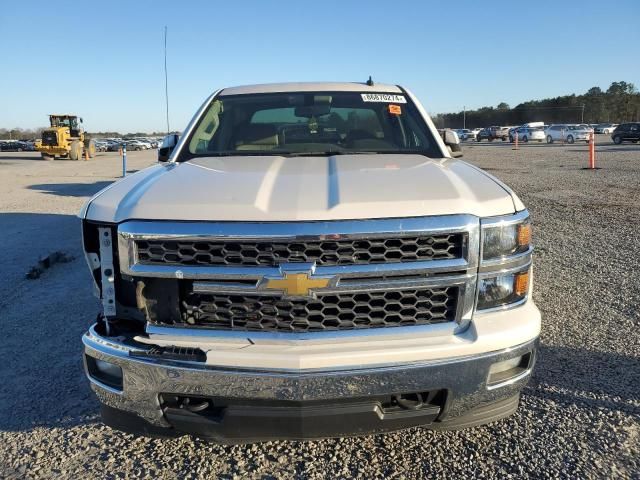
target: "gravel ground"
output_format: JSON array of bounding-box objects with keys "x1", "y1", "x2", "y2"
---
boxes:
[{"x1": 1, "y1": 140, "x2": 638, "y2": 479}]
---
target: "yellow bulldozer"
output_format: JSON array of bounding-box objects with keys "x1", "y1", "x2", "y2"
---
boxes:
[{"x1": 35, "y1": 114, "x2": 96, "y2": 160}]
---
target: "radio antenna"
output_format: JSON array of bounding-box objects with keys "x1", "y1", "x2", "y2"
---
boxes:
[{"x1": 164, "y1": 26, "x2": 170, "y2": 134}]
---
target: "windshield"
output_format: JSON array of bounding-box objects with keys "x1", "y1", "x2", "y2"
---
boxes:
[
  {"x1": 182, "y1": 91, "x2": 442, "y2": 158},
  {"x1": 51, "y1": 117, "x2": 74, "y2": 128}
]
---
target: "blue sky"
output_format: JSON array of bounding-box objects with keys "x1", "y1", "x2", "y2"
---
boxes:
[{"x1": 1, "y1": 0, "x2": 638, "y2": 132}]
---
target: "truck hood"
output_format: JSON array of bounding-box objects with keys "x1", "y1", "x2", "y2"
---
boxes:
[{"x1": 85, "y1": 154, "x2": 519, "y2": 222}]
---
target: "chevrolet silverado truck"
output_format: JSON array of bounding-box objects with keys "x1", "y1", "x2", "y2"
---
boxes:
[{"x1": 80, "y1": 82, "x2": 540, "y2": 443}]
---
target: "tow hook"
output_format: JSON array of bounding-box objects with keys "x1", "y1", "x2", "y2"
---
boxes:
[{"x1": 394, "y1": 393, "x2": 425, "y2": 410}]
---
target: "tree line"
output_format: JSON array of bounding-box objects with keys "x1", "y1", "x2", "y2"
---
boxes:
[{"x1": 433, "y1": 81, "x2": 640, "y2": 129}]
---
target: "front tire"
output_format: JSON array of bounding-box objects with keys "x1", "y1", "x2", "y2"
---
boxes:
[
  {"x1": 41, "y1": 153, "x2": 54, "y2": 160},
  {"x1": 547, "y1": 135, "x2": 553, "y2": 144},
  {"x1": 613, "y1": 135, "x2": 622, "y2": 144},
  {"x1": 69, "y1": 140, "x2": 82, "y2": 160},
  {"x1": 567, "y1": 135, "x2": 575, "y2": 144},
  {"x1": 523, "y1": 136, "x2": 528, "y2": 143}
]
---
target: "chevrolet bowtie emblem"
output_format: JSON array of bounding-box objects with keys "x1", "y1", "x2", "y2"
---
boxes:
[{"x1": 264, "y1": 272, "x2": 331, "y2": 297}]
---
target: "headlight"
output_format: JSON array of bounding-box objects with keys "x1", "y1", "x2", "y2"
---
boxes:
[
  {"x1": 477, "y1": 269, "x2": 530, "y2": 310},
  {"x1": 482, "y1": 213, "x2": 531, "y2": 260}
]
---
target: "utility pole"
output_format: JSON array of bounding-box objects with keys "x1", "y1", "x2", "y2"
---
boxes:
[
  {"x1": 581, "y1": 104, "x2": 585, "y2": 123},
  {"x1": 463, "y1": 106, "x2": 466, "y2": 129}
]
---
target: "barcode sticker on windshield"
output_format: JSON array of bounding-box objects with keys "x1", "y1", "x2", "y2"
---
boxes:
[{"x1": 361, "y1": 93, "x2": 407, "y2": 103}]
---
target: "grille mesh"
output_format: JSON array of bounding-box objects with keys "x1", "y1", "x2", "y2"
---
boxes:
[
  {"x1": 176, "y1": 287, "x2": 458, "y2": 332},
  {"x1": 136, "y1": 234, "x2": 464, "y2": 267}
]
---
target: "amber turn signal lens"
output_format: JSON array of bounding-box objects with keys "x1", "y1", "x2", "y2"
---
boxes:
[
  {"x1": 517, "y1": 223, "x2": 531, "y2": 248},
  {"x1": 514, "y1": 271, "x2": 530, "y2": 296}
]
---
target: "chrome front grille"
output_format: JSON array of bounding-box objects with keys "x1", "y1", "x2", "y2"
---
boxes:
[
  {"x1": 135, "y1": 233, "x2": 464, "y2": 267},
  {"x1": 117, "y1": 216, "x2": 480, "y2": 335},
  {"x1": 178, "y1": 286, "x2": 458, "y2": 332}
]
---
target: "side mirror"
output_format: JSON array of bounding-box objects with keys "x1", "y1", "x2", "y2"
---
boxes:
[
  {"x1": 158, "y1": 134, "x2": 179, "y2": 162},
  {"x1": 443, "y1": 129, "x2": 463, "y2": 158}
]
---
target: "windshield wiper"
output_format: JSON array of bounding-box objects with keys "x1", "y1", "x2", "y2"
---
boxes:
[
  {"x1": 188, "y1": 150, "x2": 432, "y2": 158},
  {"x1": 280, "y1": 151, "x2": 342, "y2": 157},
  {"x1": 365, "y1": 149, "x2": 434, "y2": 158}
]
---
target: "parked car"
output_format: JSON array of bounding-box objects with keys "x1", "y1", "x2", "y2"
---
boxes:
[
  {"x1": 475, "y1": 127, "x2": 492, "y2": 142},
  {"x1": 509, "y1": 127, "x2": 545, "y2": 143},
  {"x1": 132, "y1": 139, "x2": 153, "y2": 149},
  {"x1": 126, "y1": 140, "x2": 151, "y2": 151},
  {"x1": 476, "y1": 126, "x2": 508, "y2": 142},
  {"x1": 80, "y1": 81, "x2": 539, "y2": 442},
  {"x1": 455, "y1": 129, "x2": 474, "y2": 141},
  {"x1": 545, "y1": 124, "x2": 591, "y2": 144},
  {"x1": 464, "y1": 129, "x2": 478, "y2": 141},
  {"x1": 141, "y1": 138, "x2": 158, "y2": 148},
  {"x1": 489, "y1": 126, "x2": 510, "y2": 141},
  {"x1": 611, "y1": 123, "x2": 640, "y2": 144},
  {"x1": 0, "y1": 140, "x2": 30, "y2": 152},
  {"x1": 594, "y1": 123, "x2": 617, "y2": 134},
  {"x1": 577, "y1": 124, "x2": 594, "y2": 134},
  {"x1": 94, "y1": 141, "x2": 109, "y2": 152},
  {"x1": 107, "y1": 141, "x2": 122, "y2": 152}
]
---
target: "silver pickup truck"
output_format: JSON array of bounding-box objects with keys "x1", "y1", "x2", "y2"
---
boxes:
[{"x1": 80, "y1": 82, "x2": 540, "y2": 443}]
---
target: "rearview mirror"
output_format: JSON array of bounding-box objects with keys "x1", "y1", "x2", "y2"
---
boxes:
[
  {"x1": 294, "y1": 105, "x2": 331, "y2": 118},
  {"x1": 442, "y1": 129, "x2": 463, "y2": 158},
  {"x1": 158, "y1": 134, "x2": 179, "y2": 162}
]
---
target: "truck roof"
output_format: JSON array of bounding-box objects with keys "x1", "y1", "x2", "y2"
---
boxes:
[{"x1": 220, "y1": 82, "x2": 403, "y2": 96}]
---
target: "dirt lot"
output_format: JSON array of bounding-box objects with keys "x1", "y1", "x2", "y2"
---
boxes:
[{"x1": 1, "y1": 139, "x2": 639, "y2": 479}]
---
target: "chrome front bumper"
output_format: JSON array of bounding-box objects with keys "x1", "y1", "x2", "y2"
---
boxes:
[{"x1": 83, "y1": 325, "x2": 537, "y2": 441}]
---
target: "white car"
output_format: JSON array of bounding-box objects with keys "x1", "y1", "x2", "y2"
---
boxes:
[
  {"x1": 125, "y1": 140, "x2": 149, "y2": 151},
  {"x1": 594, "y1": 123, "x2": 617, "y2": 134},
  {"x1": 455, "y1": 129, "x2": 474, "y2": 141},
  {"x1": 133, "y1": 139, "x2": 152, "y2": 149},
  {"x1": 510, "y1": 127, "x2": 545, "y2": 143},
  {"x1": 545, "y1": 124, "x2": 591, "y2": 144},
  {"x1": 465, "y1": 129, "x2": 479, "y2": 141}
]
